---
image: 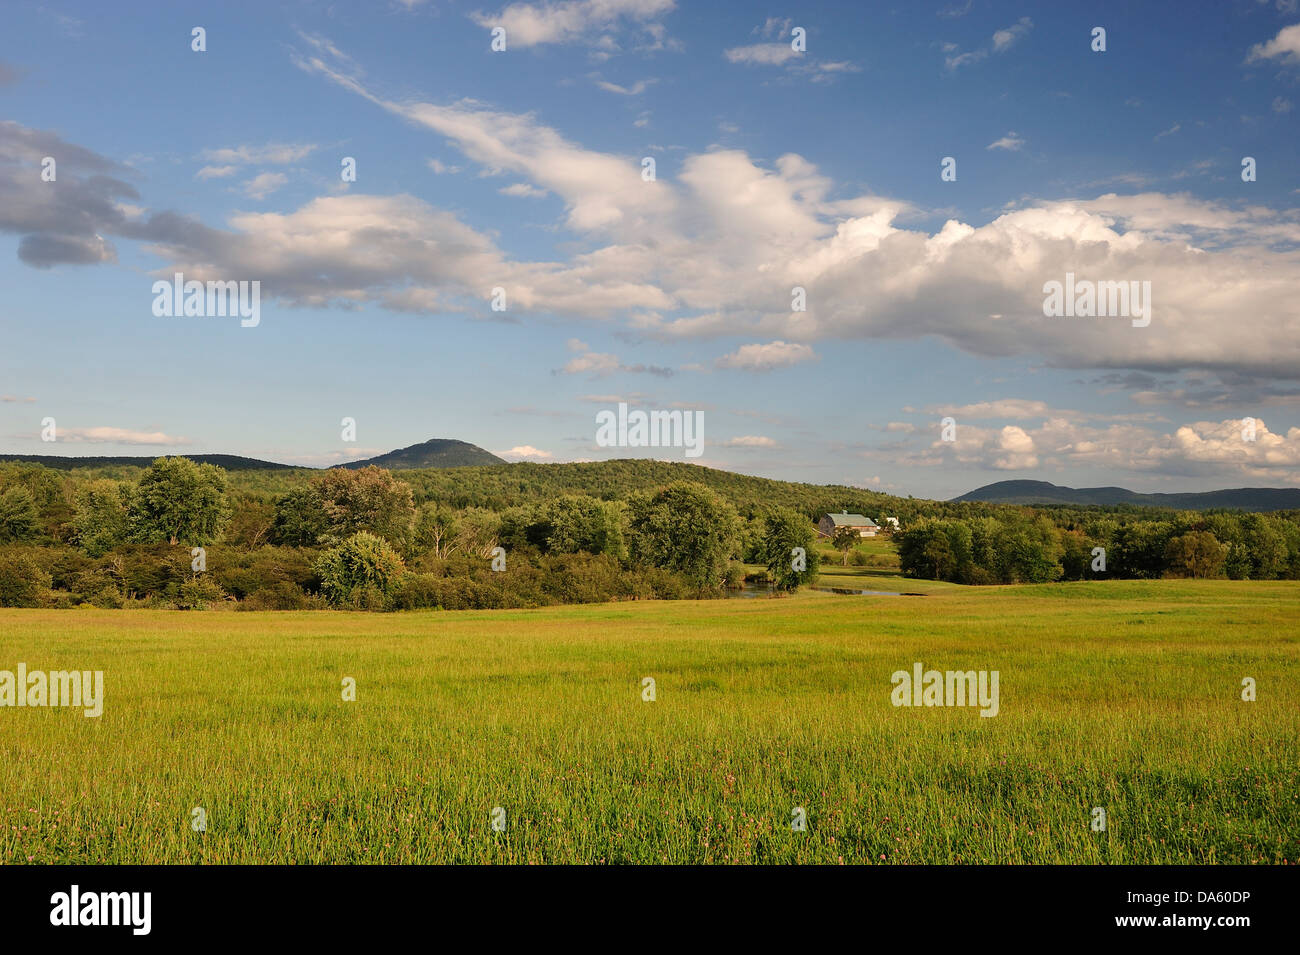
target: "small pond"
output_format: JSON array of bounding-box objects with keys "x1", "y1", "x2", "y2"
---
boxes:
[{"x1": 725, "y1": 581, "x2": 924, "y2": 598}]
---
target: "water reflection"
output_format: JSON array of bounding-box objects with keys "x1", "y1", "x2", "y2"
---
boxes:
[{"x1": 725, "y1": 581, "x2": 923, "y2": 598}]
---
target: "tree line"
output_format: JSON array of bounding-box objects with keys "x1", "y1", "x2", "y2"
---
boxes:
[
  {"x1": 0, "y1": 458, "x2": 821, "y2": 610},
  {"x1": 896, "y1": 510, "x2": 1300, "y2": 583},
  {"x1": 3, "y1": 455, "x2": 1297, "y2": 609}
]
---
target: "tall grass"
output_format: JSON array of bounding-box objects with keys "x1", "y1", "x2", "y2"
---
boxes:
[{"x1": 1, "y1": 579, "x2": 1295, "y2": 863}]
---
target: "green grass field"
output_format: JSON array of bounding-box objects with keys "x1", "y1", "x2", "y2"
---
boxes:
[{"x1": 1, "y1": 578, "x2": 1296, "y2": 864}]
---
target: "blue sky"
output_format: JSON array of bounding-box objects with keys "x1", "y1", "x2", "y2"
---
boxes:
[{"x1": 2, "y1": 0, "x2": 1299, "y2": 498}]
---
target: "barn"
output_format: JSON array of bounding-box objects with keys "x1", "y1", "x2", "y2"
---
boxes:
[{"x1": 818, "y1": 511, "x2": 880, "y2": 538}]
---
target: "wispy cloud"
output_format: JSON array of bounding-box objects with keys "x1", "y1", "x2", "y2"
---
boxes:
[
  {"x1": 724, "y1": 22, "x2": 860, "y2": 81},
  {"x1": 499, "y1": 182, "x2": 548, "y2": 197},
  {"x1": 195, "y1": 165, "x2": 237, "y2": 180},
  {"x1": 242, "y1": 172, "x2": 288, "y2": 200},
  {"x1": 986, "y1": 131, "x2": 1025, "y2": 151},
  {"x1": 200, "y1": 143, "x2": 318, "y2": 165},
  {"x1": 591, "y1": 75, "x2": 657, "y2": 95},
  {"x1": 946, "y1": 17, "x2": 1032, "y2": 70},
  {"x1": 725, "y1": 43, "x2": 800, "y2": 66},
  {"x1": 992, "y1": 17, "x2": 1033, "y2": 52}
]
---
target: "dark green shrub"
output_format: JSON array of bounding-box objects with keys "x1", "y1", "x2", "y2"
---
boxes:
[
  {"x1": 239, "y1": 581, "x2": 310, "y2": 610},
  {"x1": 315, "y1": 531, "x2": 406, "y2": 608},
  {"x1": 176, "y1": 576, "x2": 227, "y2": 610},
  {"x1": 0, "y1": 553, "x2": 52, "y2": 607}
]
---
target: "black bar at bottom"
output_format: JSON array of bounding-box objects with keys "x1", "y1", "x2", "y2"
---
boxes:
[{"x1": 0, "y1": 864, "x2": 1285, "y2": 942}]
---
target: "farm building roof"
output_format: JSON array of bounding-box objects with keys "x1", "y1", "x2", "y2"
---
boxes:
[{"x1": 825, "y1": 512, "x2": 878, "y2": 526}]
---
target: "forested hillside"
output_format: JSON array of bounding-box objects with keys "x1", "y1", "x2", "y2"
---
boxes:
[
  {"x1": 0, "y1": 457, "x2": 1296, "y2": 612},
  {"x1": 956, "y1": 479, "x2": 1300, "y2": 512}
]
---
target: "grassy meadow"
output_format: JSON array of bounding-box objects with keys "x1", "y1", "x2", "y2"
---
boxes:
[{"x1": 1, "y1": 575, "x2": 1296, "y2": 865}]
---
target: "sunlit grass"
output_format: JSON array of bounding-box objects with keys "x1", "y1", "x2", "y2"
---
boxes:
[{"x1": 1, "y1": 579, "x2": 1295, "y2": 864}]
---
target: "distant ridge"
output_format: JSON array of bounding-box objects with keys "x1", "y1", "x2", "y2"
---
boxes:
[
  {"x1": 335, "y1": 438, "x2": 505, "y2": 470},
  {"x1": 0, "y1": 438, "x2": 504, "y2": 472},
  {"x1": 954, "y1": 479, "x2": 1300, "y2": 512},
  {"x1": 0, "y1": 452, "x2": 293, "y2": 471}
]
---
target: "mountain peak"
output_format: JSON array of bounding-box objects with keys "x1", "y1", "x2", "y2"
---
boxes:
[{"x1": 335, "y1": 438, "x2": 505, "y2": 470}]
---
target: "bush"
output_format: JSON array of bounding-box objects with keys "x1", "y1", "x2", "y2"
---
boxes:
[
  {"x1": 393, "y1": 570, "x2": 510, "y2": 611},
  {"x1": 70, "y1": 568, "x2": 124, "y2": 608},
  {"x1": 115, "y1": 543, "x2": 191, "y2": 600},
  {"x1": 47, "y1": 548, "x2": 94, "y2": 591},
  {"x1": 538, "y1": 553, "x2": 620, "y2": 604},
  {"x1": 393, "y1": 572, "x2": 446, "y2": 610},
  {"x1": 175, "y1": 576, "x2": 227, "y2": 610},
  {"x1": 239, "y1": 581, "x2": 310, "y2": 611},
  {"x1": 0, "y1": 553, "x2": 52, "y2": 607},
  {"x1": 315, "y1": 531, "x2": 406, "y2": 608},
  {"x1": 211, "y1": 546, "x2": 318, "y2": 599},
  {"x1": 623, "y1": 566, "x2": 690, "y2": 600},
  {"x1": 86, "y1": 585, "x2": 125, "y2": 609}
]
